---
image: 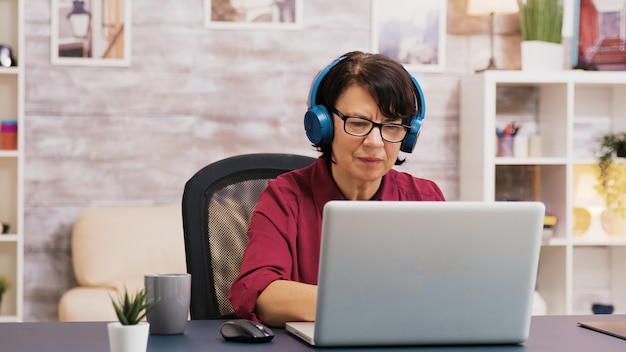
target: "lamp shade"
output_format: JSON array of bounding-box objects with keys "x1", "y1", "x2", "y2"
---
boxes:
[
  {"x1": 574, "y1": 173, "x2": 605, "y2": 208},
  {"x1": 467, "y1": 0, "x2": 519, "y2": 15},
  {"x1": 67, "y1": 0, "x2": 91, "y2": 39}
]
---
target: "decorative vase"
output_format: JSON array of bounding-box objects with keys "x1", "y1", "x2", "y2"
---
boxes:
[
  {"x1": 521, "y1": 41, "x2": 564, "y2": 71},
  {"x1": 107, "y1": 322, "x2": 150, "y2": 352}
]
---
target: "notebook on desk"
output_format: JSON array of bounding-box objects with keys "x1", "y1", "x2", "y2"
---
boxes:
[
  {"x1": 286, "y1": 201, "x2": 545, "y2": 347},
  {"x1": 578, "y1": 321, "x2": 626, "y2": 340}
]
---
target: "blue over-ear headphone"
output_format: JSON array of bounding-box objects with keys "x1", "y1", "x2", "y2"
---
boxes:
[{"x1": 303, "y1": 56, "x2": 426, "y2": 153}]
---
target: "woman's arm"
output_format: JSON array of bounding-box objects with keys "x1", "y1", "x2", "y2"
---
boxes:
[{"x1": 255, "y1": 279, "x2": 317, "y2": 328}]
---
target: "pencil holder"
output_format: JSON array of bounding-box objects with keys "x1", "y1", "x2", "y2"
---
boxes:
[{"x1": 497, "y1": 136, "x2": 514, "y2": 157}]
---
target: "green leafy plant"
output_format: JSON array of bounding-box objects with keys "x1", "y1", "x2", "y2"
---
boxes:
[
  {"x1": 110, "y1": 287, "x2": 157, "y2": 326},
  {"x1": 0, "y1": 274, "x2": 9, "y2": 297},
  {"x1": 594, "y1": 132, "x2": 626, "y2": 217},
  {"x1": 517, "y1": 0, "x2": 563, "y2": 43}
]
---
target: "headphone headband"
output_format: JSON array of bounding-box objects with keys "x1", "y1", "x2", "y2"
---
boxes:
[
  {"x1": 304, "y1": 55, "x2": 425, "y2": 153},
  {"x1": 308, "y1": 56, "x2": 346, "y2": 108}
]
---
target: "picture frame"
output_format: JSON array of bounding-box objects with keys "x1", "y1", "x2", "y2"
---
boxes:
[
  {"x1": 51, "y1": 0, "x2": 131, "y2": 67},
  {"x1": 204, "y1": 0, "x2": 302, "y2": 30},
  {"x1": 573, "y1": 0, "x2": 626, "y2": 70},
  {"x1": 371, "y1": 0, "x2": 446, "y2": 72}
]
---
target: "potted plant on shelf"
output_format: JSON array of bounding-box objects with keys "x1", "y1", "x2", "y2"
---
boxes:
[
  {"x1": 108, "y1": 287, "x2": 156, "y2": 352},
  {"x1": 594, "y1": 132, "x2": 626, "y2": 219},
  {"x1": 517, "y1": 0, "x2": 564, "y2": 70},
  {"x1": 0, "y1": 274, "x2": 9, "y2": 308}
]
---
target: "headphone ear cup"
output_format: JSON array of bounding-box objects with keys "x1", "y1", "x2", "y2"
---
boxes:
[
  {"x1": 304, "y1": 105, "x2": 334, "y2": 145},
  {"x1": 400, "y1": 116, "x2": 422, "y2": 153},
  {"x1": 400, "y1": 74, "x2": 426, "y2": 154},
  {"x1": 304, "y1": 56, "x2": 345, "y2": 145}
]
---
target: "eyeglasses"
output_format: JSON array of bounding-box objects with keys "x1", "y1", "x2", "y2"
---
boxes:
[{"x1": 331, "y1": 108, "x2": 410, "y2": 143}]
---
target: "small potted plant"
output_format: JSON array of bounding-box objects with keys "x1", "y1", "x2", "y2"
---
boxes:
[
  {"x1": 594, "y1": 132, "x2": 626, "y2": 218},
  {"x1": 0, "y1": 274, "x2": 9, "y2": 308},
  {"x1": 108, "y1": 287, "x2": 156, "y2": 352},
  {"x1": 517, "y1": 0, "x2": 564, "y2": 70}
]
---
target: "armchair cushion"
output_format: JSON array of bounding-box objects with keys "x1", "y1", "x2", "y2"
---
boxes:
[{"x1": 58, "y1": 205, "x2": 186, "y2": 321}]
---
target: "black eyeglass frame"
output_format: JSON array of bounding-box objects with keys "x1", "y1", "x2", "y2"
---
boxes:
[{"x1": 331, "y1": 108, "x2": 411, "y2": 143}]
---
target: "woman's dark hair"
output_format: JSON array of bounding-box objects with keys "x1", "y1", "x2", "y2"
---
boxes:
[{"x1": 311, "y1": 51, "x2": 420, "y2": 165}]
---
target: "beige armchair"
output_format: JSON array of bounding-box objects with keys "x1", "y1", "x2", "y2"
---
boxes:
[{"x1": 58, "y1": 205, "x2": 186, "y2": 322}]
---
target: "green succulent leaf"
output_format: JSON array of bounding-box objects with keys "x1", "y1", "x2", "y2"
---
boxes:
[
  {"x1": 517, "y1": 0, "x2": 563, "y2": 44},
  {"x1": 0, "y1": 275, "x2": 10, "y2": 296},
  {"x1": 110, "y1": 286, "x2": 158, "y2": 326}
]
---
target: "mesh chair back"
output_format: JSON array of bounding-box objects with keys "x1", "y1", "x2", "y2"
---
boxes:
[{"x1": 182, "y1": 153, "x2": 316, "y2": 319}]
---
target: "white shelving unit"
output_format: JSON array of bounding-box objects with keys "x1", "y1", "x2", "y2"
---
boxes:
[
  {"x1": 0, "y1": 0, "x2": 24, "y2": 322},
  {"x1": 460, "y1": 70, "x2": 626, "y2": 315}
]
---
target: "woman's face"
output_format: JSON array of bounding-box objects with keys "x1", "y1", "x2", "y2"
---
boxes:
[{"x1": 330, "y1": 84, "x2": 402, "y2": 188}]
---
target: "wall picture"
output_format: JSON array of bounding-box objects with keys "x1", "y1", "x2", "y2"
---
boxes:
[
  {"x1": 205, "y1": 0, "x2": 302, "y2": 29},
  {"x1": 574, "y1": 0, "x2": 626, "y2": 70},
  {"x1": 51, "y1": 0, "x2": 131, "y2": 66},
  {"x1": 372, "y1": 0, "x2": 446, "y2": 72}
]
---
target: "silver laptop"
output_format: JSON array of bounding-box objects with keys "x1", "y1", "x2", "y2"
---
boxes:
[{"x1": 286, "y1": 201, "x2": 545, "y2": 347}]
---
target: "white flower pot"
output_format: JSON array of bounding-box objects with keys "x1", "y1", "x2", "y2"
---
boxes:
[
  {"x1": 108, "y1": 322, "x2": 150, "y2": 352},
  {"x1": 521, "y1": 41, "x2": 564, "y2": 71}
]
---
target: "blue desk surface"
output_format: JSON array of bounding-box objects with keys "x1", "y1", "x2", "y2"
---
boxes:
[{"x1": 1, "y1": 314, "x2": 625, "y2": 351}]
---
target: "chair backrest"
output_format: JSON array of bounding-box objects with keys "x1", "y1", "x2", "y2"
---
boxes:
[{"x1": 182, "y1": 153, "x2": 317, "y2": 319}]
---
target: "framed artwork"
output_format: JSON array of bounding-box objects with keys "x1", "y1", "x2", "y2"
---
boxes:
[
  {"x1": 573, "y1": 0, "x2": 626, "y2": 70},
  {"x1": 51, "y1": 0, "x2": 131, "y2": 67},
  {"x1": 205, "y1": 0, "x2": 302, "y2": 30},
  {"x1": 371, "y1": 0, "x2": 446, "y2": 72}
]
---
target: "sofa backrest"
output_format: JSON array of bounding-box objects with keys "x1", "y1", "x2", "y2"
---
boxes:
[{"x1": 71, "y1": 205, "x2": 186, "y2": 291}]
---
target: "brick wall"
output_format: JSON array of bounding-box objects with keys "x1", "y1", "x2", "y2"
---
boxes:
[{"x1": 22, "y1": 0, "x2": 524, "y2": 321}]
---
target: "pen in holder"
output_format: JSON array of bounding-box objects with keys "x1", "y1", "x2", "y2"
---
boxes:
[{"x1": 496, "y1": 123, "x2": 521, "y2": 157}]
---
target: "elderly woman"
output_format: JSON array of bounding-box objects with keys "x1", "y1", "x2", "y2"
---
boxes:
[{"x1": 228, "y1": 51, "x2": 445, "y2": 327}]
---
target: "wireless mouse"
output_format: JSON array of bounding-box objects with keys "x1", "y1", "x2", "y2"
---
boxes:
[{"x1": 219, "y1": 319, "x2": 274, "y2": 343}]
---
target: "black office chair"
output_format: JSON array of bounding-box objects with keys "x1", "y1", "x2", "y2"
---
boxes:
[{"x1": 182, "y1": 153, "x2": 317, "y2": 319}]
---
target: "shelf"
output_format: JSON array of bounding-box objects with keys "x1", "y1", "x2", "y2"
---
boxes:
[
  {"x1": 0, "y1": 0, "x2": 24, "y2": 322},
  {"x1": 0, "y1": 235, "x2": 18, "y2": 242},
  {"x1": 0, "y1": 151, "x2": 19, "y2": 158},
  {"x1": 495, "y1": 157, "x2": 568, "y2": 165},
  {"x1": 0, "y1": 315, "x2": 19, "y2": 323},
  {"x1": 478, "y1": 69, "x2": 626, "y2": 84},
  {"x1": 460, "y1": 71, "x2": 626, "y2": 315},
  {"x1": 0, "y1": 68, "x2": 19, "y2": 75},
  {"x1": 571, "y1": 238, "x2": 626, "y2": 246},
  {"x1": 544, "y1": 238, "x2": 568, "y2": 246}
]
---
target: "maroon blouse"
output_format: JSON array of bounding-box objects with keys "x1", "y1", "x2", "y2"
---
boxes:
[{"x1": 228, "y1": 157, "x2": 445, "y2": 321}]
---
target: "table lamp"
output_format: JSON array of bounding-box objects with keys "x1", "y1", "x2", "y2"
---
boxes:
[
  {"x1": 574, "y1": 173, "x2": 609, "y2": 239},
  {"x1": 467, "y1": 0, "x2": 519, "y2": 72}
]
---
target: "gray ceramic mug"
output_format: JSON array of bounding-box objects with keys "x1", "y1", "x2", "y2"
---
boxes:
[{"x1": 144, "y1": 273, "x2": 191, "y2": 335}]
